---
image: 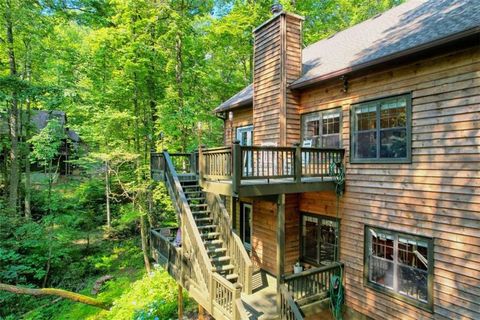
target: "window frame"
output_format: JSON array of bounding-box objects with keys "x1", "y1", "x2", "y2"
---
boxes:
[
  {"x1": 363, "y1": 225, "x2": 434, "y2": 312},
  {"x1": 350, "y1": 93, "x2": 412, "y2": 164},
  {"x1": 300, "y1": 212, "x2": 340, "y2": 266},
  {"x1": 239, "y1": 202, "x2": 252, "y2": 251},
  {"x1": 301, "y1": 107, "x2": 343, "y2": 148}
]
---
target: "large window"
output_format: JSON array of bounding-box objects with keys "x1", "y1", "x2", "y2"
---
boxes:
[
  {"x1": 351, "y1": 94, "x2": 411, "y2": 163},
  {"x1": 301, "y1": 214, "x2": 339, "y2": 265},
  {"x1": 301, "y1": 108, "x2": 342, "y2": 148},
  {"x1": 365, "y1": 226, "x2": 433, "y2": 310}
]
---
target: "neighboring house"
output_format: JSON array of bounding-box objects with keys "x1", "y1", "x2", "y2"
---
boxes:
[
  {"x1": 151, "y1": 1, "x2": 479, "y2": 319},
  {"x1": 0, "y1": 110, "x2": 81, "y2": 175}
]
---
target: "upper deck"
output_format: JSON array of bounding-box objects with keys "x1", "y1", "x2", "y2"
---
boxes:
[{"x1": 151, "y1": 142, "x2": 345, "y2": 197}]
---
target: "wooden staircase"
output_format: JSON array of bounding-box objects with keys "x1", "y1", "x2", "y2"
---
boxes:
[
  {"x1": 181, "y1": 179, "x2": 241, "y2": 286},
  {"x1": 151, "y1": 151, "x2": 252, "y2": 320}
]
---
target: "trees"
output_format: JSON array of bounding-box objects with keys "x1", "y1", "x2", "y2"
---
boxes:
[{"x1": 0, "y1": 0, "x2": 406, "y2": 317}]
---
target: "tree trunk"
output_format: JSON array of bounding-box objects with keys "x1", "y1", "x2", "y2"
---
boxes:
[
  {"x1": 140, "y1": 211, "x2": 151, "y2": 274},
  {"x1": 6, "y1": 0, "x2": 19, "y2": 213},
  {"x1": 0, "y1": 283, "x2": 111, "y2": 310},
  {"x1": 24, "y1": 42, "x2": 32, "y2": 219},
  {"x1": 105, "y1": 160, "x2": 111, "y2": 228}
]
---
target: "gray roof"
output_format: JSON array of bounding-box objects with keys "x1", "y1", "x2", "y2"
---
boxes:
[
  {"x1": 31, "y1": 110, "x2": 67, "y2": 130},
  {"x1": 216, "y1": 0, "x2": 480, "y2": 112},
  {"x1": 215, "y1": 84, "x2": 253, "y2": 113}
]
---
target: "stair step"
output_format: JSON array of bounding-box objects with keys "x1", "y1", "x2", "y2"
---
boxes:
[
  {"x1": 180, "y1": 179, "x2": 198, "y2": 183},
  {"x1": 182, "y1": 184, "x2": 200, "y2": 189},
  {"x1": 197, "y1": 224, "x2": 216, "y2": 230},
  {"x1": 192, "y1": 210, "x2": 210, "y2": 214},
  {"x1": 206, "y1": 247, "x2": 227, "y2": 254},
  {"x1": 200, "y1": 232, "x2": 220, "y2": 238},
  {"x1": 204, "y1": 239, "x2": 223, "y2": 246},
  {"x1": 195, "y1": 217, "x2": 213, "y2": 223},
  {"x1": 214, "y1": 264, "x2": 234, "y2": 272},
  {"x1": 190, "y1": 203, "x2": 208, "y2": 208},
  {"x1": 188, "y1": 197, "x2": 205, "y2": 201},
  {"x1": 211, "y1": 256, "x2": 231, "y2": 263},
  {"x1": 226, "y1": 273, "x2": 239, "y2": 281},
  {"x1": 185, "y1": 190, "x2": 203, "y2": 194}
]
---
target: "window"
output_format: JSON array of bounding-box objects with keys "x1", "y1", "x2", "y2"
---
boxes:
[
  {"x1": 351, "y1": 94, "x2": 411, "y2": 163},
  {"x1": 240, "y1": 203, "x2": 252, "y2": 250},
  {"x1": 301, "y1": 108, "x2": 342, "y2": 148},
  {"x1": 301, "y1": 214, "x2": 339, "y2": 265},
  {"x1": 365, "y1": 226, "x2": 433, "y2": 310}
]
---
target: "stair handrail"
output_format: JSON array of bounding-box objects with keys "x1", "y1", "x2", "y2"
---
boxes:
[
  {"x1": 206, "y1": 192, "x2": 253, "y2": 294},
  {"x1": 163, "y1": 151, "x2": 242, "y2": 320},
  {"x1": 280, "y1": 284, "x2": 304, "y2": 320},
  {"x1": 163, "y1": 151, "x2": 213, "y2": 294}
]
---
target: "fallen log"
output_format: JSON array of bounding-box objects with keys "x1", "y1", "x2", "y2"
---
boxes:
[{"x1": 0, "y1": 282, "x2": 111, "y2": 310}]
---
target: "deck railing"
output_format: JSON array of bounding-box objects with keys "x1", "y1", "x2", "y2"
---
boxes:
[
  {"x1": 206, "y1": 192, "x2": 253, "y2": 294},
  {"x1": 199, "y1": 142, "x2": 344, "y2": 193},
  {"x1": 151, "y1": 152, "x2": 198, "y2": 177},
  {"x1": 157, "y1": 150, "x2": 243, "y2": 320},
  {"x1": 150, "y1": 228, "x2": 183, "y2": 279},
  {"x1": 280, "y1": 284, "x2": 304, "y2": 320},
  {"x1": 283, "y1": 263, "x2": 344, "y2": 302}
]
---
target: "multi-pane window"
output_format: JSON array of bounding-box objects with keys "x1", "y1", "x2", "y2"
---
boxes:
[
  {"x1": 301, "y1": 214, "x2": 339, "y2": 265},
  {"x1": 365, "y1": 227, "x2": 433, "y2": 309},
  {"x1": 352, "y1": 94, "x2": 411, "y2": 162},
  {"x1": 301, "y1": 108, "x2": 342, "y2": 148}
]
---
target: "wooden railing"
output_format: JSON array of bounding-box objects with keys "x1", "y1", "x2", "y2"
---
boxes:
[
  {"x1": 199, "y1": 142, "x2": 345, "y2": 193},
  {"x1": 205, "y1": 192, "x2": 253, "y2": 294},
  {"x1": 151, "y1": 152, "x2": 165, "y2": 179},
  {"x1": 161, "y1": 151, "x2": 243, "y2": 320},
  {"x1": 202, "y1": 147, "x2": 232, "y2": 180},
  {"x1": 150, "y1": 228, "x2": 183, "y2": 279},
  {"x1": 283, "y1": 263, "x2": 344, "y2": 302},
  {"x1": 301, "y1": 148, "x2": 344, "y2": 178},
  {"x1": 280, "y1": 284, "x2": 304, "y2": 320}
]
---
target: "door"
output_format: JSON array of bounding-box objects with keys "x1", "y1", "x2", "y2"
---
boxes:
[
  {"x1": 236, "y1": 125, "x2": 253, "y2": 175},
  {"x1": 240, "y1": 203, "x2": 252, "y2": 250}
]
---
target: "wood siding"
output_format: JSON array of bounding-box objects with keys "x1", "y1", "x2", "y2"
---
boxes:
[
  {"x1": 298, "y1": 46, "x2": 480, "y2": 320},
  {"x1": 224, "y1": 107, "x2": 253, "y2": 145},
  {"x1": 250, "y1": 195, "x2": 299, "y2": 275}
]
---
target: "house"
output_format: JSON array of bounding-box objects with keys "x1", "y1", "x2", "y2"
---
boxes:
[
  {"x1": 150, "y1": 1, "x2": 480, "y2": 319},
  {"x1": 0, "y1": 110, "x2": 81, "y2": 175}
]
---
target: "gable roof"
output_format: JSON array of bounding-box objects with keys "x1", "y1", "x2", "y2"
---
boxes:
[
  {"x1": 215, "y1": 84, "x2": 253, "y2": 113},
  {"x1": 215, "y1": 0, "x2": 480, "y2": 113}
]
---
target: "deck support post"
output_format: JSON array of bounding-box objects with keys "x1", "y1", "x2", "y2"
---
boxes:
[
  {"x1": 177, "y1": 284, "x2": 183, "y2": 320},
  {"x1": 198, "y1": 145, "x2": 204, "y2": 185},
  {"x1": 294, "y1": 142, "x2": 302, "y2": 184},
  {"x1": 231, "y1": 196, "x2": 237, "y2": 230},
  {"x1": 232, "y1": 140, "x2": 241, "y2": 197},
  {"x1": 198, "y1": 303, "x2": 205, "y2": 320},
  {"x1": 276, "y1": 193, "x2": 286, "y2": 315}
]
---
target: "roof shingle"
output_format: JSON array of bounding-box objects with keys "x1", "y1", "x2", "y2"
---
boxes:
[{"x1": 216, "y1": 0, "x2": 480, "y2": 112}]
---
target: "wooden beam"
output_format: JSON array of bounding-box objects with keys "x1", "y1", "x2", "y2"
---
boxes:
[
  {"x1": 178, "y1": 284, "x2": 183, "y2": 320},
  {"x1": 231, "y1": 196, "x2": 237, "y2": 230},
  {"x1": 198, "y1": 303, "x2": 205, "y2": 320},
  {"x1": 276, "y1": 193, "x2": 285, "y2": 314}
]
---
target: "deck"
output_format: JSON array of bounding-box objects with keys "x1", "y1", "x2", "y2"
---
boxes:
[{"x1": 151, "y1": 143, "x2": 344, "y2": 197}]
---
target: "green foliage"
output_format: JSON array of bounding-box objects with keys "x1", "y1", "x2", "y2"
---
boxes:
[
  {"x1": 0, "y1": 1, "x2": 406, "y2": 319},
  {"x1": 29, "y1": 119, "x2": 65, "y2": 166}
]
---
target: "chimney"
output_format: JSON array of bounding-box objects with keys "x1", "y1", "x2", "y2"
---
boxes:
[{"x1": 252, "y1": 7, "x2": 304, "y2": 146}]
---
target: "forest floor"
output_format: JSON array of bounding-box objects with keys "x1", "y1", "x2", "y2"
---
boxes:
[{"x1": 1, "y1": 174, "x2": 196, "y2": 320}]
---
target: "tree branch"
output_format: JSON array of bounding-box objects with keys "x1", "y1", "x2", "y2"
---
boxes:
[{"x1": 0, "y1": 283, "x2": 111, "y2": 310}]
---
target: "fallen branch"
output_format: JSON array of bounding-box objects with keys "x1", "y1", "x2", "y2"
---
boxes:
[
  {"x1": 0, "y1": 283, "x2": 111, "y2": 310},
  {"x1": 91, "y1": 275, "x2": 114, "y2": 295}
]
